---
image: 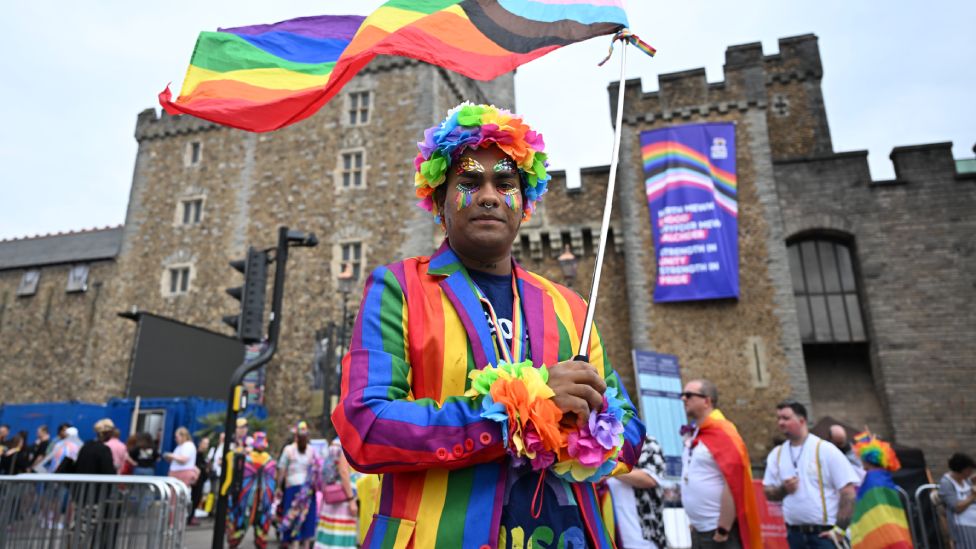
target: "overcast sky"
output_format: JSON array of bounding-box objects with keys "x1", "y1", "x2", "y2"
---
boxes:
[{"x1": 2, "y1": 1, "x2": 973, "y2": 240}]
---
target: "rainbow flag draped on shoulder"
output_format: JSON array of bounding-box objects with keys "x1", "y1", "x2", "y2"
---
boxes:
[
  {"x1": 160, "y1": 0, "x2": 632, "y2": 132},
  {"x1": 695, "y1": 409, "x2": 763, "y2": 549},
  {"x1": 850, "y1": 470, "x2": 913, "y2": 549}
]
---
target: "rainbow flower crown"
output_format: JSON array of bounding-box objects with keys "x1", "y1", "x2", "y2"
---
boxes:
[
  {"x1": 414, "y1": 103, "x2": 551, "y2": 221},
  {"x1": 853, "y1": 431, "x2": 901, "y2": 471}
]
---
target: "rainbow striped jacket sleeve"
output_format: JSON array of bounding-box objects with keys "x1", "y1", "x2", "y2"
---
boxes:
[
  {"x1": 333, "y1": 263, "x2": 507, "y2": 474},
  {"x1": 332, "y1": 245, "x2": 643, "y2": 475}
]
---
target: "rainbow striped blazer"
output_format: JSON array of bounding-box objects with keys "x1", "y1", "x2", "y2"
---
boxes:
[{"x1": 333, "y1": 241, "x2": 644, "y2": 549}]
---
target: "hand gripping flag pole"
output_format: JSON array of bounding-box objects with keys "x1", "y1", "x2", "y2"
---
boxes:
[{"x1": 576, "y1": 34, "x2": 632, "y2": 361}]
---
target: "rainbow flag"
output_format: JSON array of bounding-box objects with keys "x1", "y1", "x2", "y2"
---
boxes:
[
  {"x1": 850, "y1": 470, "x2": 913, "y2": 549},
  {"x1": 161, "y1": 1, "x2": 631, "y2": 132},
  {"x1": 696, "y1": 409, "x2": 763, "y2": 549}
]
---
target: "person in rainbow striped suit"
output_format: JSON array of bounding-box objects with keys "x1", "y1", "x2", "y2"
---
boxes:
[{"x1": 332, "y1": 103, "x2": 645, "y2": 549}]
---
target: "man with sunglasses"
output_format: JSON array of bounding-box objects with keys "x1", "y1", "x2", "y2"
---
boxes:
[{"x1": 681, "y1": 380, "x2": 762, "y2": 548}]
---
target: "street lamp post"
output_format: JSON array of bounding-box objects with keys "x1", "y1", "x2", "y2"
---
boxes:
[
  {"x1": 332, "y1": 264, "x2": 355, "y2": 416},
  {"x1": 557, "y1": 244, "x2": 579, "y2": 288}
]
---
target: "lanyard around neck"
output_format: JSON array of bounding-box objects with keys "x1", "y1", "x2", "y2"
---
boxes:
[{"x1": 472, "y1": 275, "x2": 525, "y2": 365}]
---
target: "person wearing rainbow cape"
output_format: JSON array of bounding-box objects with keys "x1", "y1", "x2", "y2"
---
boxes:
[
  {"x1": 680, "y1": 379, "x2": 762, "y2": 548},
  {"x1": 848, "y1": 432, "x2": 912, "y2": 549},
  {"x1": 332, "y1": 103, "x2": 645, "y2": 549}
]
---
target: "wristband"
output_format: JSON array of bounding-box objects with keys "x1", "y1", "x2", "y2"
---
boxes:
[{"x1": 716, "y1": 526, "x2": 729, "y2": 536}]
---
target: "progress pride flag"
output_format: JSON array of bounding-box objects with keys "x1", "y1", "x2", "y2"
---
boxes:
[{"x1": 641, "y1": 123, "x2": 739, "y2": 302}]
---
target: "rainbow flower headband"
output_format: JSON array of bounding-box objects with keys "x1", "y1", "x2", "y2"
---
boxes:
[
  {"x1": 853, "y1": 431, "x2": 901, "y2": 471},
  {"x1": 414, "y1": 103, "x2": 550, "y2": 221}
]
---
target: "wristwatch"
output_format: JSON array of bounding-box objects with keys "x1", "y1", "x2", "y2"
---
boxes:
[{"x1": 716, "y1": 526, "x2": 729, "y2": 537}]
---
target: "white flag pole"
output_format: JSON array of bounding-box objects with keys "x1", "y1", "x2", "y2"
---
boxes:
[{"x1": 576, "y1": 41, "x2": 628, "y2": 359}]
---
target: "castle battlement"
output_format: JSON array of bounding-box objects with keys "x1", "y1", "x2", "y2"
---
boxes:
[{"x1": 611, "y1": 33, "x2": 823, "y2": 120}]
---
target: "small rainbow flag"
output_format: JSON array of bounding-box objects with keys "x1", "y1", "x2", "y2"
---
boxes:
[
  {"x1": 850, "y1": 470, "x2": 914, "y2": 549},
  {"x1": 161, "y1": 1, "x2": 632, "y2": 132}
]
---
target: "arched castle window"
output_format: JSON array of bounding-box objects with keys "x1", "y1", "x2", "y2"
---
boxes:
[{"x1": 787, "y1": 237, "x2": 866, "y2": 343}]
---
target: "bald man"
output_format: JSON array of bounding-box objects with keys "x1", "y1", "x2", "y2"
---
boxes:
[{"x1": 828, "y1": 425, "x2": 864, "y2": 483}]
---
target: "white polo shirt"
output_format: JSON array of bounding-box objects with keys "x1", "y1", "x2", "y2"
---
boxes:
[
  {"x1": 682, "y1": 439, "x2": 725, "y2": 531},
  {"x1": 762, "y1": 434, "x2": 860, "y2": 526}
]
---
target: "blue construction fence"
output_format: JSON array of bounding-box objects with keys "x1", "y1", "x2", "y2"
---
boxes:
[{"x1": 0, "y1": 397, "x2": 267, "y2": 474}]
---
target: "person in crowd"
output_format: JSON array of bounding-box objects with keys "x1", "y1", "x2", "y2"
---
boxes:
[
  {"x1": 938, "y1": 452, "x2": 976, "y2": 547},
  {"x1": 606, "y1": 434, "x2": 668, "y2": 549},
  {"x1": 847, "y1": 432, "x2": 912, "y2": 549},
  {"x1": 165, "y1": 426, "x2": 200, "y2": 523},
  {"x1": 207, "y1": 431, "x2": 224, "y2": 516},
  {"x1": 1, "y1": 433, "x2": 31, "y2": 475},
  {"x1": 75, "y1": 419, "x2": 117, "y2": 475},
  {"x1": 316, "y1": 437, "x2": 358, "y2": 549},
  {"x1": 98, "y1": 422, "x2": 127, "y2": 473},
  {"x1": 227, "y1": 431, "x2": 277, "y2": 549},
  {"x1": 763, "y1": 401, "x2": 860, "y2": 549},
  {"x1": 277, "y1": 421, "x2": 321, "y2": 549},
  {"x1": 829, "y1": 424, "x2": 865, "y2": 483},
  {"x1": 680, "y1": 379, "x2": 761, "y2": 548},
  {"x1": 235, "y1": 417, "x2": 251, "y2": 452},
  {"x1": 0, "y1": 424, "x2": 9, "y2": 453},
  {"x1": 47, "y1": 425, "x2": 83, "y2": 473},
  {"x1": 189, "y1": 436, "x2": 211, "y2": 526},
  {"x1": 128, "y1": 432, "x2": 160, "y2": 475},
  {"x1": 30, "y1": 425, "x2": 51, "y2": 470},
  {"x1": 331, "y1": 102, "x2": 643, "y2": 549}
]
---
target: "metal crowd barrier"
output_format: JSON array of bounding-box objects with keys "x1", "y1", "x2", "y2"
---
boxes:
[
  {"x1": 0, "y1": 473, "x2": 191, "y2": 549},
  {"x1": 911, "y1": 483, "x2": 949, "y2": 549}
]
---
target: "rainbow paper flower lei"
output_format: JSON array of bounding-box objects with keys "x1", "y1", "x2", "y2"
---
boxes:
[
  {"x1": 414, "y1": 103, "x2": 550, "y2": 221},
  {"x1": 465, "y1": 360, "x2": 625, "y2": 482}
]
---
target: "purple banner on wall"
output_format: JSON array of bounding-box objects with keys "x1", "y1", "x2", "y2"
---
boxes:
[{"x1": 641, "y1": 123, "x2": 739, "y2": 302}]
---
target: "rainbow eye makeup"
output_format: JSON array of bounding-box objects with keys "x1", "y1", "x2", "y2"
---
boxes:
[{"x1": 455, "y1": 183, "x2": 476, "y2": 211}]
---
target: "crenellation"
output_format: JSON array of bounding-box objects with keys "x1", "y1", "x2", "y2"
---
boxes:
[{"x1": 889, "y1": 142, "x2": 957, "y2": 183}]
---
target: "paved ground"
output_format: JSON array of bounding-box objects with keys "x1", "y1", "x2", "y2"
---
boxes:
[{"x1": 184, "y1": 518, "x2": 281, "y2": 548}]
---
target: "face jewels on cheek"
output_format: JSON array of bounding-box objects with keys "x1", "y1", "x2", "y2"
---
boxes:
[
  {"x1": 455, "y1": 183, "x2": 475, "y2": 211},
  {"x1": 503, "y1": 192, "x2": 520, "y2": 213}
]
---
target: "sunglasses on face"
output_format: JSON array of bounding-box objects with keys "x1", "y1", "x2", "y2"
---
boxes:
[{"x1": 680, "y1": 391, "x2": 708, "y2": 400}]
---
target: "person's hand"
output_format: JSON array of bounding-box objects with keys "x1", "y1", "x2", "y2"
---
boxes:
[
  {"x1": 349, "y1": 499, "x2": 358, "y2": 514},
  {"x1": 819, "y1": 526, "x2": 846, "y2": 540},
  {"x1": 162, "y1": 453, "x2": 173, "y2": 462},
  {"x1": 783, "y1": 477, "x2": 799, "y2": 495},
  {"x1": 712, "y1": 530, "x2": 729, "y2": 543},
  {"x1": 547, "y1": 360, "x2": 606, "y2": 426}
]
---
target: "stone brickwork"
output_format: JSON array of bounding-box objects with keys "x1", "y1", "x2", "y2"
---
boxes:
[
  {"x1": 774, "y1": 143, "x2": 976, "y2": 471},
  {"x1": 0, "y1": 255, "x2": 126, "y2": 403}
]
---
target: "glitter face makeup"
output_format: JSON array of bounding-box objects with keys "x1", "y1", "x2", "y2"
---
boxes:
[
  {"x1": 455, "y1": 156, "x2": 485, "y2": 176},
  {"x1": 493, "y1": 158, "x2": 517, "y2": 173},
  {"x1": 453, "y1": 154, "x2": 522, "y2": 213},
  {"x1": 455, "y1": 183, "x2": 475, "y2": 211}
]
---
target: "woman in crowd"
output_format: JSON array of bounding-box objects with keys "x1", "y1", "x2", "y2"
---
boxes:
[
  {"x1": 0, "y1": 433, "x2": 31, "y2": 475},
  {"x1": 315, "y1": 437, "x2": 357, "y2": 549},
  {"x1": 164, "y1": 426, "x2": 200, "y2": 525},
  {"x1": 938, "y1": 452, "x2": 976, "y2": 548},
  {"x1": 277, "y1": 421, "x2": 321, "y2": 549},
  {"x1": 128, "y1": 432, "x2": 160, "y2": 475}
]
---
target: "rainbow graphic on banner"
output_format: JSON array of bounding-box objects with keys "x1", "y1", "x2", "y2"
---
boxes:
[
  {"x1": 642, "y1": 140, "x2": 738, "y2": 217},
  {"x1": 161, "y1": 1, "x2": 632, "y2": 132}
]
